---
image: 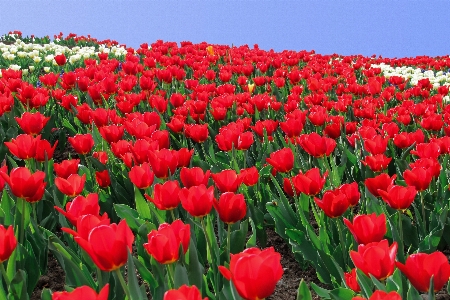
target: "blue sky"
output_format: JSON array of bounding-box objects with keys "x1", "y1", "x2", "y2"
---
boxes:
[{"x1": 1, "y1": 1, "x2": 450, "y2": 58}]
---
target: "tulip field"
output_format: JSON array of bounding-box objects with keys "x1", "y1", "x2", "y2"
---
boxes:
[{"x1": 0, "y1": 30, "x2": 450, "y2": 300}]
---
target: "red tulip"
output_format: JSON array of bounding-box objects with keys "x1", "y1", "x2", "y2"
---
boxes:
[
  {"x1": 0, "y1": 225, "x2": 17, "y2": 263},
  {"x1": 361, "y1": 154, "x2": 392, "y2": 172},
  {"x1": 129, "y1": 163, "x2": 154, "y2": 189},
  {"x1": 54, "y1": 193, "x2": 105, "y2": 226},
  {"x1": 144, "y1": 220, "x2": 190, "y2": 264},
  {"x1": 266, "y1": 148, "x2": 294, "y2": 173},
  {"x1": 410, "y1": 158, "x2": 441, "y2": 179},
  {"x1": 411, "y1": 142, "x2": 441, "y2": 159},
  {"x1": 396, "y1": 251, "x2": 450, "y2": 292},
  {"x1": 55, "y1": 174, "x2": 86, "y2": 197},
  {"x1": 284, "y1": 168, "x2": 328, "y2": 196},
  {"x1": 54, "y1": 54, "x2": 67, "y2": 66},
  {"x1": 184, "y1": 124, "x2": 208, "y2": 143},
  {"x1": 99, "y1": 124, "x2": 124, "y2": 144},
  {"x1": 364, "y1": 135, "x2": 389, "y2": 155},
  {"x1": 211, "y1": 169, "x2": 243, "y2": 193},
  {"x1": 239, "y1": 166, "x2": 259, "y2": 186},
  {"x1": 4, "y1": 134, "x2": 39, "y2": 160},
  {"x1": 180, "y1": 167, "x2": 210, "y2": 188},
  {"x1": 403, "y1": 167, "x2": 433, "y2": 191},
  {"x1": 145, "y1": 180, "x2": 181, "y2": 211},
  {"x1": 298, "y1": 132, "x2": 336, "y2": 157},
  {"x1": 52, "y1": 284, "x2": 109, "y2": 300},
  {"x1": 62, "y1": 214, "x2": 111, "y2": 241},
  {"x1": 95, "y1": 170, "x2": 111, "y2": 188},
  {"x1": 0, "y1": 165, "x2": 7, "y2": 192},
  {"x1": 93, "y1": 151, "x2": 108, "y2": 165},
  {"x1": 164, "y1": 285, "x2": 207, "y2": 300},
  {"x1": 148, "y1": 149, "x2": 178, "y2": 179},
  {"x1": 54, "y1": 159, "x2": 80, "y2": 179},
  {"x1": 364, "y1": 173, "x2": 396, "y2": 198},
  {"x1": 179, "y1": 184, "x2": 215, "y2": 217},
  {"x1": 344, "y1": 268, "x2": 360, "y2": 293},
  {"x1": 338, "y1": 182, "x2": 360, "y2": 207},
  {"x1": 213, "y1": 192, "x2": 247, "y2": 224},
  {"x1": 176, "y1": 148, "x2": 194, "y2": 168},
  {"x1": 352, "y1": 291, "x2": 402, "y2": 300},
  {"x1": 378, "y1": 185, "x2": 417, "y2": 211},
  {"x1": 34, "y1": 139, "x2": 58, "y2": 162},
  {"x1": 314, "y1": 189, "x2": 350, "y2": 218},
  {"x1": 219, "y1": 247, "x2": 283, "y2": 300},
  {"x1": 68, "y1": 134, "x2": 95, "y2": 155},
  {"x1": 343, "y1": 213, "x2": 386, "y2": 245},
  {"x1": 0, "y1": 167, "x2": 46, "y2": 202},
  {"x1": 73, "y1": 220, "x2": 134, "y2": 271},
  {"x1": 350, "y1": 239, "x2": 397, "y2": 280},
  {"x1": 15, "y1": 112, "x2": 50, "y2": 136}
]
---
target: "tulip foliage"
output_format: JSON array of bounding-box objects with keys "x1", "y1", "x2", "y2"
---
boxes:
[{"x1": 0, "y1": 31, "x2": 449, "y2": 300}]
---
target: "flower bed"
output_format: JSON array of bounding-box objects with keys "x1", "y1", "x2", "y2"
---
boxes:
[{"x1": 0, "y1": 31, "x2": 449, "y2": 300}]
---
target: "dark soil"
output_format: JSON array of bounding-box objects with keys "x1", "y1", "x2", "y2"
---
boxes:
[{"x1": 30, "y1": 253, "x2": 65, "y2": 300}]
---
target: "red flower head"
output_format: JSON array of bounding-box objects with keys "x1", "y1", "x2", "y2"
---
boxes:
[
  {"x1": 378, "y1": 185, "x2": 417, "y2": 211},
  {"x1": 55, "y1": 174, "x2": 86, "y2": 197},
  {"x1": 395, "y1": 251, "x2": 450, "y2": 292},
  {"x1": 410, "y1": 142, "x2": 441, "y2": 160},
  {"x1": 212, "y1": 169, "x2": 243, "y2": 193},
  {"x1": 99, "y1": 125, "x2": 124, "y2": 144},
  {"x1": 95, "y1": 170, "x2": 111, "y2": 188},
  {"x1": 184, "y1": 124, "x2": 209, "y2": 143},
  {"x1": 213, "y1": 192, "x2": 247, "y2": 224},
  {"x1": 52, "y1": 284, "x2": 109, "y2": 300},
  {"x1": 364, "y1": 173, "x2": 396, "y2": 198},
  {"x1": 72, "y1": 220, "x2": 134, "y2": 271},
  {"x1": 361, "y1": 154, "x2": 392, "y2": 172},
  {"x1": 0, "y1": 167, "x2": 46, "y2": 202},
  {"x1": 403, "y1": 167, "x2": 433, "y2": 192},
  {"x1": 350, "y1": 239, "x2": 398, "y2": 281},
  {"x1": 180, "y1": 167, "x2": 210, "y2": 188},
  {"x1": 34, "y1": 139, "x2": 58, "y2": 162},
  {"x1": 145, "y1": 180, "x2": 181, "y2": 211},
  {"x1": 338, "y1": 182, "x2": 360, "y2": 207},
  {"x1": 144, "y1": 220, "x2": 190, "y2": 264},
  {"x1": 280, "y1": 117, "x2": 304, "y2": 138},
  {"x1": 179, "y1": 184, "x2": 215, "y2": 217},
  {"x1": 219, "y1": 247, "x2": 283, "y2": 300},
  {"x1": 129, "y1": 163, "x2": 154, "y2": 190},
  {"x1": 409, "y1": 158, "x2": 441, "y2": 179},
  {"x1": 163, "y1": 285, "x2": 207, "y2": 300},
  {"x1": 314, "y1": 189, "x2": 350, "y2": 218},
  {"x1": 239, "y1": 166, "x2": 259, "y2": 186},
  {"x1": 93, "y1": 151, "x2": 108, "y2": 165},
  {"x1": 175, "y1": 148, "x2": 194, "y2": 168},
  {"x1": 298, "y1": 132, "x2": 336, "y2": 157},
  {"x1": 284, "y1": 168, "x2": 328, "y2": 196},
  {"x1": 54, "y1": 159, "x2": 80, "y2": 179},
  {"x1": 148, "y1": 149, "x2": 178, "y2": 179},
  {"x1": 62, "y1": 214, "x2": 111, "y2": 241},
  {"x1": 4, "y1": 134, "x2": 40, "y2": 160},
  {"x1": 0, "y1": 225, "x2": 17, "y2": 263},
  {"x1": 54, "y1": 193, "x2": 106, "y2": 227},
  {"x1": 54, "y1": 54, "x2": 67, "y2": 66},
  {"x1": 68, "y1": 134, "x2": 95, "y2": 155},
  {"x1": 364, "y1": 135, "x2": 389, "y2": 155},
  {"x1": 352, "y1": 290, "x2": 402, "y2": 300},
  {"x1": 266, "y1": 148, "x2": 294, "y2": 173},
  {"x1": 343, "y1": 213, "x2": 386, "y2": 245},
  {"x1": 344, "y1": 268, "x2": 360, "y2": 293},
  {"x1": 15, "y1": 112, "x2": 50, "y2": 136}
]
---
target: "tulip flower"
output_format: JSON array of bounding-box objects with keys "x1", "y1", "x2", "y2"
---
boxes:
[
  {"x1": 55, "y1": 174, "x2": 86, "y2": 197},
  {"x1": 62, "y1": 214, "x2": 111, "y2": 241},
  {"x1": 15, "y1": 111, "x2": 50, "y2": 136},
  {"x1": 364, "y1": 173, "x2": 396, "y2": 198},
  {"x1": 95, "y1": 170, "x2": 111, "y2": 188},
  {"x1": 211, "y1": 169, "x2": 243, "y2": 193},
  {"x1": 378, "y1": 185, "x2": 417, "y2": 211},
  {"x1": 338, "y1": 182, "x2": 360, "y2": 207},
  {"x1": 0, "y1": 165, "x2": 7, "y2": 192},
  {"x1": 361, "y1": 154, "x2": 392, "y2": 172},
  {"x1": 266, "y1": 148, "x2": 294, "y2": 173},
  {"x1": 0, "y1": 225, "x2": 17, "y2": 263},
  {"x1": 176, "y1": 148, "x2": 194, "y2": 168},
  {"x1": 52, "y1": 284, "x2": 109, "y2": 300},
  {"x1": 363, "y1": 135, "x2": 389, "y2": 155},
  {"x1": 99, "y1": 124, "x2": 124, "y2": 144},
  {"x1": 4, "y1": 134, "x2": 40, "y2": 160},
  {"x1": 145, "y1": 180, "x2": 181, "y2": 211},
  {"x1": 148, "y1": 149, "x2": 178, "y2": 179},
  {"x1": 409, "y1": 158, "x2": 441, "y2": 179},
  {"x1": 352, "y1": 291, "x2": 402, "y2": 300},
  {"x1": 144, "y1": 220, "x2": 190, "y2": 264},
  {"x1": 129, "y1": 163, "x2": 154, "y2": 189},
  {"x1": 0, "y1": 167, "x2": 46, "y2": 203},
  {"x1": 180, "y1": 167, "x2": 210, "y2": 188},
  {"x1": 314, "y1": 189, "x2": 350, "y2": 218},
  {"x1": 164, "y1": 285, "x2": 207, "y2": 300},
  {"x1": 395, "y1": 251, "x2": 450, "y2": 292},
  {"x1": 54, "y1": 193, "x2": 106, "y2": 226},
  {"x1": 54, "y1": 54, "x2": 67, "y2": 66},
  {"x1": 219, "y1": 247, "x2": 283, "y2": 300},
  {"x1": 239, "y1": 166, "x2": 259, "y2": 186},
  {"x1": 34, "y1": 139, "x2": 58, "y2": 162},
  {"x1": 72, "y1": 219, "x2": 134, "y2": 271},
  {"x1": 213, "y1": 192, "x2": 247, "y2": 224},
  {"x1": 284, "y1": 168, "x2": 328, "y2": 196},
  {"x1": 298, "y1": 132, "x2": 336, "y2": 157},
  {"x1": 403, "y1": 167, "x2": 433, "y2": 192},
  {"x1": 350, "y1": 239, "x2": 397, "y2": 281},
  {"x1": 410, "y1": 142, "x2": 441, "y2": 160},
  {"x1": 179, "y1": 184, "x2": 215, "y2": 218},
  {"x1": 184, "y1": 124, "x2": 208, "y2": 143},
  {"x1": 344, "y1": 268, "x2": 360, "y2": 293},
  {"x1": 54, "y1": 159, "x2": 80, "y2": 179},
  {"x1": 68, "y1": 134, "x2": 95, "y2": 155},
  {"x1": 343, "y1": 213, "x2": 386, "y2": 245}
]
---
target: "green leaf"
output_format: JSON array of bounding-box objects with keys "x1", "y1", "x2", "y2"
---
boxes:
[
  {"x1": 186, "y1": 238, "x2": 204, "y2": 290},
  {"x1": 246, "y1": 218, "x2": 257, "y2": 248},
  {"x1": 1, "y1": 190, "x2": 14, "y2": 226},
  {"x1": 114, "y1": 204, "x2": 145, "y2": 231},
  {"x1": 356, "y1": 269, "x2": 373, "y2": 298},
  {"x1": 369, "y1": 274, "x2": 387, "y2": 292},
  {"x1": 310, "y1": 282, "x2": 330, "y2": 299},
  {"x1": 297, "y1": 279, "x2": 312, "y2": 300},
  {"x1": 329, "y1": 288, "x2": 354, "y2": 300},
  {"x1": 126, "y1": 251, "x2": 146, "y2": 300},
  {"x1": 40, "y1": 288, "x2": 52, "y2": 300},
  {"x1": 132, "y1": 256, "x2": 158, "y2": 288},
  {"x1": 8, "y1": 269, "x2": 29, "y2": 300},
  {"x1": 406, "y1": 284, "x2": 421, "y2": 300},
  {"x1": 134, "y1": 186, "x2": 152, "y2": 220},
  {"x1": 174, "y1": 262, "x2": 189, "y2": 288}
]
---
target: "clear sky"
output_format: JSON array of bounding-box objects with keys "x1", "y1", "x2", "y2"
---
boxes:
[{"x1": 1, "y1": 1, "x2": 450, "y2": 58}]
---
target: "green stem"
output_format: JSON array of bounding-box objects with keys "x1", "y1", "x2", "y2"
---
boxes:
[
  {"x1": 200, "y1": 217, "x2": 213, "y2": 264},
  {"x1": 20, "y1": 198, "x2": 25, "y2": 245},
  {"x1": 0, "y1": 263, "x2": 10, "y2": 286},
  {"x1": 398, "y1": 211, "x2": 404, "y2": 261},
  {"x1": 96, "y1": 267, "x2": 103, "y2": 289},
  {"x1": 166, "y1": 263, "x2": 175, "y2": 289},
  {"x1": 420, "y1": 192, "x2": 426, "y2": 232},
  {"x1": 32, "y1": 203, "x2": 37, "y2": 224},
  {"x1": 170, "y1": 209, "x2": 176, "y2": 222},
  {"x1": 227, "y1": 223, "x2": 232, "y2": 261},
  {"x1": 335, "y1": 218, "x2": 348, "y2": 269},
  {"x1": 114, "y1": 268, "x2": 131, "y2": 300}
]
